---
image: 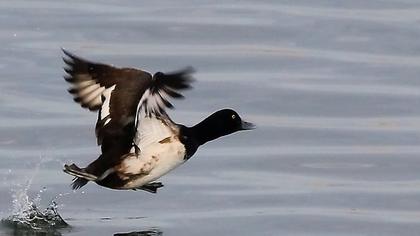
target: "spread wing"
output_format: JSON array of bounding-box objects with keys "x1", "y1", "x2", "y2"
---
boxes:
[
  {"x1": 62, "y1": 49, "x2": 194, "y2": 154},
  {"x1": 133, "y1": 69, "x2": 194, "y2": 152},
  {"x1": 62, "y1": 49, "x2": 151, "y2": 150}
]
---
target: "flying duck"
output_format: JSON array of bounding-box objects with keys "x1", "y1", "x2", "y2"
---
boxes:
[{"x1": 61, "y1": 49, "x2": 254, "y2": 193}]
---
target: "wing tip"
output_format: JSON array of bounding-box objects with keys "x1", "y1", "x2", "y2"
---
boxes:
[
  {"x1": 61, "y1": 47, "x2": 73, "y2": 58},
  {"x1": 139, "y1": 66, "x2": 196, "y2": 116}
]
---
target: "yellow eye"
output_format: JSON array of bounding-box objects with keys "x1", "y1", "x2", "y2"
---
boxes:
[{"x1": 231, "y1": 114, "x2": 236, "y2": 119}]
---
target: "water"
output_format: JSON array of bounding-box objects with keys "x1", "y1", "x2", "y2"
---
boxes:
[
  {"x1": 0, "y1": 161, "x2": 68, "y2": 235},
  {"x1": 1, "y1": 0, "x2": 420, "y2": 235}
]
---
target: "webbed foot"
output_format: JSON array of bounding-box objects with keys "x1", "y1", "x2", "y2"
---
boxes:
[
  {"x1": 63, "y1": 164, "x2": 98, "y2": 181},
  {"x1": 132, "y1": 182, "x2": 164, "y2": 194}
]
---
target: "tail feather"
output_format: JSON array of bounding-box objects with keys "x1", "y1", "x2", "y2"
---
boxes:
[{"x1": 71, "y1": 177, "x2": 89, "y2": 190}]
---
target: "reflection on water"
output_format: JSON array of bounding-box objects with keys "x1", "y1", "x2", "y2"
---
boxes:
[{"x1": 114, "y1": 228, "x2": 162, "y2": 236}]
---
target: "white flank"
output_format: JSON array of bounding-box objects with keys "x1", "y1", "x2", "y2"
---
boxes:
[
  {"x1": 121, "y1": 138, "x2": 186, "y2": 189},
  {"x1": 118, "y1": 109, "x2": 185, "y2": 189}
]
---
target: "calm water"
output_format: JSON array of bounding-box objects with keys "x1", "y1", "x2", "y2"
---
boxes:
[{"x1": 1, "y1": 0, "x2": 420, "y2": 235}]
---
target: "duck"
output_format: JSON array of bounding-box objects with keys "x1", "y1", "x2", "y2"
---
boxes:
[{"x1": 61, "y1": 49, "x2": 255, "y2": 193}]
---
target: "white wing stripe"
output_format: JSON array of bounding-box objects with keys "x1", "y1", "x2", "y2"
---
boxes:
[
  {"x1": 100, "y1": 85, "x2": 116, "y2": 122},
  {"x1": 136, "y1": 88, "x2": 172, "y2": 117},
  {"x1": 134, "y1": 88, "x2": 151, "y2": 127},
  {"x1": 82, "y1": 86, "x2": 105, "y2": 104},
  {"x1": 88, "y1": 95, "x2": 102, "y2": 107},
  {"x1": 74, "y1": 80, "x2": 95, "y2": 89},
  {"x1": 79, "y1": 84, "x2": 101, "y2": 97}
]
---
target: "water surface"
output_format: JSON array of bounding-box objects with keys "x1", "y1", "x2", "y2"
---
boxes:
[{"x1": 1, "y1": 1, "x2": 420, "y2": 235}]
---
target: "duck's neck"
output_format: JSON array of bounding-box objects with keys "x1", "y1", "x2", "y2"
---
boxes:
[{"x1": 190, "y1": 118, "x2": 225, "y2": 146}]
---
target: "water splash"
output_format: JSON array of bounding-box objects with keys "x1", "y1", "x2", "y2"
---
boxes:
[
  {"x1": 2, "y1": 198, "x2": 68, "y2": 231},
  {"x1": 1, "y1": 158, "x2": 69, "y2": 234}
]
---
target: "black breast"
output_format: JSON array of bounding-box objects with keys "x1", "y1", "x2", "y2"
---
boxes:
[{"x1": 178, "y1": 126, "x2": 199, "y2": 160}]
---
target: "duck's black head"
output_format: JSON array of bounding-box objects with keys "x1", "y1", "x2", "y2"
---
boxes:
[
  {"x1": 178, "y1": 109, "x2": 254, "y2": 159},
  {"x1": 189, "y1": 109, "x2": 255, "y2": 146}
]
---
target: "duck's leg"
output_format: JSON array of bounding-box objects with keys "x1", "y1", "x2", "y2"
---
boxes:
[{"x1": 132, "y1": 182, "x2": 164, "y2": 194}]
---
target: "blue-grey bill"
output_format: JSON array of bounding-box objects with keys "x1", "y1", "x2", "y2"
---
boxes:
[{"x1": 241, "y1": 121, "x2": 256, "y2": 130}]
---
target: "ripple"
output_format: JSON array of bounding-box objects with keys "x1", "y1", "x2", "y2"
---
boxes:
[{"x1": 302, "y1": 162, "x2": 374, "y2": 169}]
